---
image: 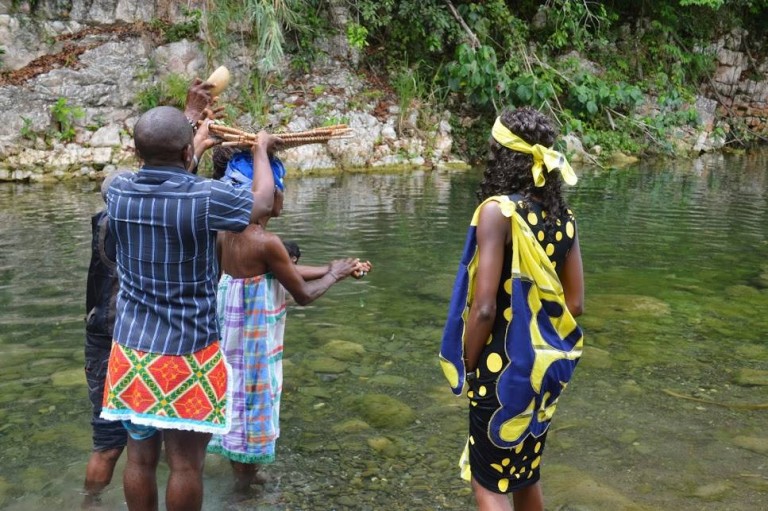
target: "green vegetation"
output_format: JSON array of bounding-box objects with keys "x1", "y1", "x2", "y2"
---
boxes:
[
  {"x1": 135, "y1": 72, "x2": 191, "y2": 113},
  {"x1": 238, "y1": 71, "x2": 276, "y2": 127},
  {"x1": 20, "y1": 117, "x2": 34, "y2": 140},
  {"x1": 50, "y1": 98, "x2": 84, "y2": 143},
  {"x1": 123, "y1": 0, "x2": 767, "y2": 162},
  {"x1": 202, "y1": 0, "x2": 305, "y2": 72},
  {"x1": 195, "y1": 0, "x2": 762, "y2": 162},
  {"x1": 150, "y1": 7, "x2": 201, "y2": 43}
]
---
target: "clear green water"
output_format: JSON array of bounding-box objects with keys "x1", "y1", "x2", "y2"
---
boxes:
[{"x1": 1, "y1": 151, "x2": 767, "y2": 510}]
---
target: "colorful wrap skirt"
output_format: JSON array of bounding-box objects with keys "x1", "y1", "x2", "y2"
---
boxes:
[
  {"x1": 207, "y1": 273, "x2": 286, "y2": 464},
  {"x1": 439, "y1": 195, "x2": 583, "y2": 493},
  {"x1": 101, "y1": 341, "x2": 232, "y2": 434}
]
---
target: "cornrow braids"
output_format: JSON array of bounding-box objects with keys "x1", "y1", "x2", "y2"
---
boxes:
[{"x1": 476, "y1": 106, "x2": 568, "y2": 228}]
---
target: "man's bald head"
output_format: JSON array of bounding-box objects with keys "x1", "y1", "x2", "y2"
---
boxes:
[{"x1": 134, "y1": 106, "x2": 193, "y2": 164}]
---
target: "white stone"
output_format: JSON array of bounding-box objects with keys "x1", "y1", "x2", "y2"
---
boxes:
[
  {"x1": 153, "y1": 41, "x2": 206, "y2": 78},
  {"x1": 434, "y1": 133, "x2": 452, "y2": 155},
  {"x1": 89, "y1": 125, "x2": 122, "y2": 147},
  {"x1": 381, "y1": 125, "x2": 397, "y2": 140},
  {"x1": 92, "y1": 147, "x2": 112, "y2": 164}
]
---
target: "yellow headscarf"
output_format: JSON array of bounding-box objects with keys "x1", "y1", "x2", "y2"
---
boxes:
[{"x1": 491, "y1": 117, "x2": 578, "y2": 187}]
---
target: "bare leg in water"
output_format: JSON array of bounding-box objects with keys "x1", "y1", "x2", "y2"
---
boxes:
[
  {"x1": 123, "y1": 433, "x2": 162, "y2": 511},
  {"x1": 472, "y1": 478, "x2": 544, "y2": 511},
  {"x1": 164, "y1": 430, "x2": 212, "y2": 511},
  {"x1": 82, "y1": 447, "x2": 124, "y2": 508}
]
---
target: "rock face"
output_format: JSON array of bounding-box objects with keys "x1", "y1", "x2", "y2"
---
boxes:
[
  {"x1": 0, "y1": 1, "x2": 464, "y2": 182},
  {"x1": 708, "y1": 29, "x2": 768, "y2": 131},
  {"x1": 1, "y1": 3, "x2": 767, "y2": 181}
]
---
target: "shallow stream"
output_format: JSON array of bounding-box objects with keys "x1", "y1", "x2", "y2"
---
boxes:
[{"x1": 1, "y1": 150, "x2": 767, "y2": 510}]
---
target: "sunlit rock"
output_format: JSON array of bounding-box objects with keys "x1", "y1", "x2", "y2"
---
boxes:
[
  {"x1": 580, "y1": 346, "x2": 612, "y2": 370},
  {"x1": 332, "y1": 419, "x2": 371, "y2": 434},
  {"x1": 51, "y1": 368, "x2": 84, "y2": 387},
  {"x1": 733, "y1": 435, "x2": 768, "y2": 455},
  {"x1": 733, "y1": 368, "x2": 768, "y2": 386},
  {"x1": 320, "y1": 339, "x2": 365, "y2": 361},
  {"x1": 547, "y1": 464, "x2": 652, "y2": 511},
  {"x1": 692, "y1": 481, "x2": 731, "y2": 500},
  {"x1": 368, "y1": 374, "x2": 409, "y2": 387},
  {"x1": 724, "y1": 284, "x2": 759, "y2": 297},
  {"x1": 344, "y1": 393, "x2": 415, "y2": 429},
  {"x1": 306, "y1": 356, "x2": 347, "y2": 375},
  {"x1": 367, "y1": 436, "x2": 398, "y2": 456}
]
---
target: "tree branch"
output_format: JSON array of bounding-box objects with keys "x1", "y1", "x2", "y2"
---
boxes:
[{"x1": 443, "y1": 0, "x2": 480, "y2": 49}]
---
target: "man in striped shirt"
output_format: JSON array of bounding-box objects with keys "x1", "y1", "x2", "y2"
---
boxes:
[{"x1": 100, "y1": 105, "x2": 281, "y2": 511}]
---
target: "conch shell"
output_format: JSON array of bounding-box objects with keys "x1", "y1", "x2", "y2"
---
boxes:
[{"x1": 205, "y1": 66, "x2": 231, "y2": 96}]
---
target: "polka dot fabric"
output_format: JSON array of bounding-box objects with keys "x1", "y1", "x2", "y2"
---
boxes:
[{"x1": 467, "y1": 195, "x2": 575, "y2": 494}]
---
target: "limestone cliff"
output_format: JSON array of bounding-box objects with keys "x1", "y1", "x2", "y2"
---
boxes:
[{"x1": 0, "y1": 0, "x2": 459, "y2": 181}]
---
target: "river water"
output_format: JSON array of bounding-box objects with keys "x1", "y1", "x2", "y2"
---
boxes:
[{"x1": 1, "y1": 150, "x2": 767, "y2": 510}]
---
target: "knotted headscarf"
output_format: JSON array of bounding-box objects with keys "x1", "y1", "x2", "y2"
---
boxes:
[
  {"x1": 222, "y1": 151, "x2": 286, "y2": 191},
  {"x1": 491, "y1": 117, "x2": 577, "y2": 187}
]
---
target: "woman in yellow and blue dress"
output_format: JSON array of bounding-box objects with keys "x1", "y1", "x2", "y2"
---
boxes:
[{"x1": 440, "y1": 107, "x2": 585, "y2": 511}]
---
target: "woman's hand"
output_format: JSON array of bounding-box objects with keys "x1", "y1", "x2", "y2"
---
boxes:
[
  {"x1": 328, "y1": 258, "x2": 359, "y2": 282},
  {"x1": 253, "y1": 131, "x2": 284, "y2": 156},
  {"x1": 352, "y1": 259, "x2": 372, "y2": 279},
  {"x1": 183, "y1": 78, "x2": 214, "y2": 124}
]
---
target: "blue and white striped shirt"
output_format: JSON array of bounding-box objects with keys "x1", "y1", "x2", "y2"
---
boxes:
[{"x1": 106, "y1": 165, "x2": 254, "y2": 355}]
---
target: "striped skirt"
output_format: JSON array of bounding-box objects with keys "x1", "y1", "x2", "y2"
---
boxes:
[{"x1": 207, "y1": 273, "x2": 286, "y2": 464}]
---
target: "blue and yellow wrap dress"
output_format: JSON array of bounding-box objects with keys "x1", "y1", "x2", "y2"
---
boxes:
[{"x1": 439, "y1": 194, "x2": 583, "y2": 493}]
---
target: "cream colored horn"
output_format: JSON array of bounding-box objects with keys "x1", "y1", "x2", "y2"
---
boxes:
[{"x1": 205, "y1": 66, "x2": 231, "y2": 96}]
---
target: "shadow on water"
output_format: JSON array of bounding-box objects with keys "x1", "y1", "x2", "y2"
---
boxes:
[{"x1": 0, "y1": 150, "x2": 767, "y2": 510}]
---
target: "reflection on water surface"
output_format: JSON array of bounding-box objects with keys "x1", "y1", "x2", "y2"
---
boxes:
[{"x1": 1, "y1": 150, "x2": 767, "y2": 510}]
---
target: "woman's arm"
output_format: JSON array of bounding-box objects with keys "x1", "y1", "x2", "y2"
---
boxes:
[
  {"x1": 266, "y1": 236, "x2": 358, "y2": 305},
  {"x1": 462, "y1": 202, "x2": 508, "y2": 372},
  {"x1": 294, "y1": 264, "x2": 330, "y2": 281},
  {"x1": 248, "y1": 132, "x2": 282, "y2": 223},
  {"x1": 560, "y1": 232, "x2": 584, "y2": 317},
  {"x1": 296, "y1": 260, "x2": 372, "y2": 281}
]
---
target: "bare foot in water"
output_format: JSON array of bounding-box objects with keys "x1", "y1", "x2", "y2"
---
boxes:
[{"x1": 232, "y1": 461, "x2": 268, "y2": 492}]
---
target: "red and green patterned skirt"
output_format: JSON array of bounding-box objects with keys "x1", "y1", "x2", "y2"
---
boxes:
[{"x1": 101, "y1": 341, "x2": 232, "y2": 435}]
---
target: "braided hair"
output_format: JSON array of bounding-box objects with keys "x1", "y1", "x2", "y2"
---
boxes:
[
  {"x1": 212, "y1": 145, "x2": 239, "y2": 180},
  {"x1": 477, "y1": 107, "x2": 568, "y2": 228}
]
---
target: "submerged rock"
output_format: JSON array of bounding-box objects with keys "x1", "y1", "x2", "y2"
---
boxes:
[
  {"x1": 0, "y1": 476, "x2": 10, "y2": 508},
  {"x1": 343, "y1": 393, "x2": 416, "y2": 429},
  {"x1": 50, "y1": 368, "x2": 84, "y2": 387},
  {"x1": 368, "y1": 374, "x2": 410, "y2": 387},
  {"x1": 320, "y1": 339, "x2": 366, "y2": 361},
  {"x1": 306, "y1": 356, "x2": 347, "y2": 374},
  {"x1": 367, "y1": 436, "x2": 400, "y2": 457},
  {"x1": 732, "y1": 435, "x2": 768, "y2": 455},
  {"x1": 298, "y1": 386, "x2": 332, "y2": 399},
  {"x1": 725, "y1": 284, "x2": 759, "y2": 297},
  {"x1": 547, "y1": 464, "x2": 652, "y2": 511},
  {"x1": 733, "y1": 368, "x2": 768, "y2": 386},
  {"x1": 332, "y1": 418, "x2": 371, "y2": 434},
  {"x1": 692, "y1": 481, "x2": 731, "y2": 500},
  {"x1": 589, "y1": 294, "x2": 671, "y2": 317},
  {"x1": 580, "y1": 346, "x2": 612, "y2": 370}
]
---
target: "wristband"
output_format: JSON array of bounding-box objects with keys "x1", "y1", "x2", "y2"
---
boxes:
[{"x1": 190, "y1": 154, "x2": 200, "y2": 174}]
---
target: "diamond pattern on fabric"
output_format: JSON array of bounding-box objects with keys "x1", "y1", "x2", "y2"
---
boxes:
[
  {"x1": 101, "y1": 341, "x2": 230, "y2": 433},
  {"x1": 148, "y1": 357, "x2": 192, "y2": 394}
]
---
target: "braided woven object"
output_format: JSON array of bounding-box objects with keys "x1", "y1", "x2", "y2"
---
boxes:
[{"x1": 208, "y1": 123, "x2": 355, "y2": 149}]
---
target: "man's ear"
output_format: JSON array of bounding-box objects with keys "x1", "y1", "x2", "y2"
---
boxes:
[{"x1": 183, "y1": 144, "x2": 194, "y2": 168}]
